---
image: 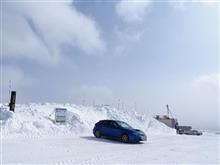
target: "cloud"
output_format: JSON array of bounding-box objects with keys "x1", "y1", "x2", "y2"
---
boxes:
[
  {"x1": 116, "y1": 0, "x2": 151, "y2": 23},
  {"x1": 114, "y1": 45, "x2": 126, "y2": 57},
  {"x1": 176, "y1": 73, "x2": 219, "y2": 129},
  {"x1": 170, "y1": 0, "x2": 187, "y2": 10},
  {"x1": 114, "y1": 26, "x2": 145, "y2": 42},
  {"x1": 71, "y1": 85, "x2": 113, "y2": 105},
  {"x1": 2, "y1": 65, "x2": 34, "y2": 102},
  {"x1": 170, "y1": 0, "x2": 218, "y2": 10},
  {"x1": 193, "y1": 73, "x2": 219, "y2": 91},
  {"x1": 3, "y1": 1, "x2": 105, "y2": 65},
  {"x1": 113, "y1": 26, "x2": 145, "y2": 56}
]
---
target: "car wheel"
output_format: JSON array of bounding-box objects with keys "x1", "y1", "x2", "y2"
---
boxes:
[
  {"x1": 121, "y1": 134, "x2": 129, "y2": 143},
  {"x1": 94, "y1": 130, "x2": 101, "y2": 138}
]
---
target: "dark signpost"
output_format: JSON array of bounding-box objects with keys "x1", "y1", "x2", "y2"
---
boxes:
[{"x1": 9, "y1": 91, "x2": 16, "y2": 112}]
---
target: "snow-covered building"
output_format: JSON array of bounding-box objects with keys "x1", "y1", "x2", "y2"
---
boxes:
[
  {"x1": 155, "y1": 105, "x2": 178, "y2": 129},
  {"x1": 155, "y1": 115, "x2": 178, "y2": 129}
]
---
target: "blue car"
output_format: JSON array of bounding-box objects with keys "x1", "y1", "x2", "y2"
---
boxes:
[{"x1": 93, "y1": 120, "x2": 147, "y2": 143}]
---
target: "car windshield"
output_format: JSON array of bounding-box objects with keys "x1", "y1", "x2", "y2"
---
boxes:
[{"x1": 116, "y1": 121, "x2": 133, "y2": 129}]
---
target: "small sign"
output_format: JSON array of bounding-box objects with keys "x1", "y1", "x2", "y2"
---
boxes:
[{"x1": 55, "y1": 108, "x2": 67, "y2": 123}]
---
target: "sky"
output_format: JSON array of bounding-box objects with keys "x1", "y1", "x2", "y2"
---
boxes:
[{"x1": 1, "y1": 0, "x2": 219, "y2": 130}]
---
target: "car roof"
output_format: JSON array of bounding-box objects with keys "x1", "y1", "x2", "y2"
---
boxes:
[
  {"x1": 98, "y1": 120, "x2": 128, "y2": 125},
  {"x1": 99, "y1": 120, "x2": 124, "y2": 122},
  {"x1": 99, "y1": 120, "x2": 114, "y2": 122}
]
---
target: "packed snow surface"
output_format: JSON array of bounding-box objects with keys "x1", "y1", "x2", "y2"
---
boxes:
[
  {"x1": 2, "y1": 134, "x2": 219, "y2": 164},
  {"x1": 1, "y1": 103, "x2": 219, "y2": 164}
]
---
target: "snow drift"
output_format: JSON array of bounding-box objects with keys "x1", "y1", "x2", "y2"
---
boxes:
[{"x1": 0, "y1": 103, "x2": 175, "y2": 138}]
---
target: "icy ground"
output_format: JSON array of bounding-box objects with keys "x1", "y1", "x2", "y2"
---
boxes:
[{"x1": 1, "y1": 103, "x2": 219, "y2": 164}]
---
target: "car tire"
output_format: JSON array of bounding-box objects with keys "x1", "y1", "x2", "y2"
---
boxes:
[
  {"x1": 121, "y1": 134, "x2": 129, "y2": 143},
  {"x1": 94, "y1": 130, "x2": 101, "y2": 138}
]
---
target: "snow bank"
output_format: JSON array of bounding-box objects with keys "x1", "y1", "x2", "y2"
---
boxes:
[{"x1": 0, "y1": 103, "x2": 175, "y2": 138}]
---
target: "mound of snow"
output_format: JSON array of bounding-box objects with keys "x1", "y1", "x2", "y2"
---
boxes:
[
  {"x1": 0, "y1": 107, "x2": 13, "y2": 121},
  {"x1": 1, "y1": 103, "x2": 175, "y2": 138}
]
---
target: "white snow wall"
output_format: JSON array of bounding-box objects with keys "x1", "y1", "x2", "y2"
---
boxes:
[{"x1": 0, "y1": 103, "x2": 176, "y2": 138}]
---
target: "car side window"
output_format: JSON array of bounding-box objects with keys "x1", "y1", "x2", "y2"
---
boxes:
[
  {"x1": 110, "y1": 121, "x2": 119, "y2": 128},
  {"x1": 106, "y1": 121, "x2": 112, "y2": 126},
  {"x1": 101, "y1": 120, "x2": 109, "y2": 126},
  {"x1": 103, "y1": 121, "x2": 113, "y2": 127}
]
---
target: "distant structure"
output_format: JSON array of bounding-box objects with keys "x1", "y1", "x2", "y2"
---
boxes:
[
  {"x1": 155, "y1": 105, "x2": 178, "y2": 129},
  {"x1": 155, "y1": 105, "x2": 203, "y2": 136}
]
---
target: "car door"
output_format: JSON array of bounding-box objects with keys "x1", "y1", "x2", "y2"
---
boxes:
[
  {"x1": 108, "y1": 121, "x2": 122, "y2": 138},
  {"x1": 99, "y1": 121, "x2": 121, "y2": 138},
  {"x1": 99, "y1": 121, "x2": 111, "y2": 136}
]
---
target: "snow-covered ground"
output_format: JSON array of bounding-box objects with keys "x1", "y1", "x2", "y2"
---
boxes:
[
  {"x1": 1, "y1": 103, "x2": 219, "y2": 164},
  {"x1": 2, "y1": 134, "x2": 219, "y2": 164}
]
